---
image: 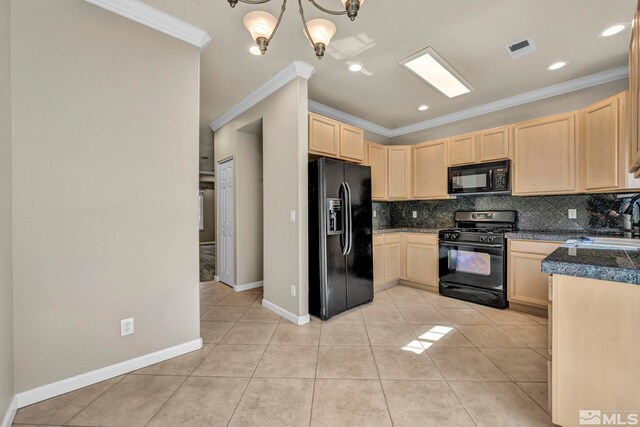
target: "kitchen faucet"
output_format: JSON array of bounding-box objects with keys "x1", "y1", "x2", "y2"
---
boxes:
[{"x1": 623, "y1": 194, "x2": 640, "y2": 235}]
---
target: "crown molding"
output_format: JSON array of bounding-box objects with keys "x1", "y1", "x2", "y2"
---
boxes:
[
  {"x1": 210, "y1": 61, "x2": 316, "y2": 132},
  {"x1": 309, "y1": 65, "x2": 628, "y2": 139},
  {"x1": 84, "y1": 0, "x2": 211, "y2": 52},
  {"x1": 308, "y1": 100, "x2": 394, "y2": 138}
]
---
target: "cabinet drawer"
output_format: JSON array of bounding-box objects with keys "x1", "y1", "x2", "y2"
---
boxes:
[
  {"x1": 509, "y1": 240, "x2": 562, "y2": 255},
  {"x1": 405, "y1": 233, "x2": 437, "y2": 245},
  {"x1": 384, "y1": 233, "x2": 402, "y2": 244},
  {"x1": 373, "y1": 235, "x2": 385, "y2": 246}
]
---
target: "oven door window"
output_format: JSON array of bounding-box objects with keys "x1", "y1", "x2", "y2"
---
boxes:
[{"x1": 449, "y1": 249, "x2": 491, "y2": 276}]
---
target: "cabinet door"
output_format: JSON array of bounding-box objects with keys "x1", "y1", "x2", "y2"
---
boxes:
[
  {"x1": 373, "y1": 235, "x2": 385, "y2": 290},
  {"x1": 582, "y1": 96, "x2": 619, "y2": 191},
  {"x1": 339, "y1": 123, "x2": 365, "y2": 162},
  {"x1": 478, "y1": 126, "x2": 510, "y2": 162},
  {"x1": 513, "y1": 113, "x2": 577, "y2": 195},
  {"x1": 404, "y1": 234, "x2": 438, "y2": 286},
  {"x1": 367, "y1": 142, "x2": 387, "y2": 200},
  {"x1": 387, "y1": 146, "x2": 411, "y2": 199},
  {"x1": 384, "y1": 234, "x2": 402, "y2": 283},
  {"x1": 412, "y1": 139, "x2": 449, "y2": 199},
  {"x1": 508, "y1": 240, "x2": 562, "y2": 309},
  {"x1": 449, "y1": 133, "x2": 477, "y2": 166},
  {"x1": 308, "y1": 113, "x2": 339, "y2": 157}
]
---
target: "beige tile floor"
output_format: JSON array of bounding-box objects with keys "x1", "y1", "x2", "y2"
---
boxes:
[{"x1": 13, "y1": 283, "x2": 552, "y2": 426}]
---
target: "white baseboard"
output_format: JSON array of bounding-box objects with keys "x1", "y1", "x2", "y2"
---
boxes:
[
  {"x1": 235, "y1": 281, "x2": 263, "y2": 292},
  {"x1": 0, "y1": 396, "x2": 17, "y2": 427},
  {"x1": 14, "y1": 338, "x2": 202, "y2": 409},
  {"x1": 262, "y1": 298, "x2": 310, "y2": 325}
]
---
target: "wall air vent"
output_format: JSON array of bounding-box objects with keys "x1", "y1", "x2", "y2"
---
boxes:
[{"x1": 505, "y1": 38, "x2": 536, "y2": 59}]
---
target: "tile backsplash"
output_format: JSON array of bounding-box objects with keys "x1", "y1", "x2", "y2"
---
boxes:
[{"x1": 372, "y1": 193, "x2": 635, "y2": 232}]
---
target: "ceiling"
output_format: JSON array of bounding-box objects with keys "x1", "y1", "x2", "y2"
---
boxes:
[{"x1": 143, "y1": 0, "x2": 636, "y2": 170}]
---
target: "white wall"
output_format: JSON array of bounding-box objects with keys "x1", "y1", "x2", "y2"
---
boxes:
[
  {"x1": 11, "y1": 0, "x2": 201, "y2": 392},
  {"x1": 215, "y1": 77, "x2": 309, "y2": 317},
  {"x1": 390, "y1": 79, "x2": 628, "y2": 144},
  {"x1": 0, "y1": 0, "x2": 14, "y2": 418}
]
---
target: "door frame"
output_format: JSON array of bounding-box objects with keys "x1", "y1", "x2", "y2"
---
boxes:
[{"x1": 216, "y1": 157, "x2": 235, "y2": 287}]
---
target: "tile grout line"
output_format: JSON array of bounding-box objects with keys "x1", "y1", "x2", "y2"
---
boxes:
[
  {"x1": 513, "y1": 380, "x2": 552, "y2": 416},
  {"x1": 142, "y1": 375, "x2": 189, "y2": 427}
]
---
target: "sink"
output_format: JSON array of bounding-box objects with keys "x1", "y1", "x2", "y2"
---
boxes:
[{"x1": 564, "y1": 236, "x2": 640, "y2": 251}]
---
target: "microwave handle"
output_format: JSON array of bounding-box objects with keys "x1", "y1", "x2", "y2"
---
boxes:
[{"x1": 488, "y1": 169, "x2": 493, "y2": 191}]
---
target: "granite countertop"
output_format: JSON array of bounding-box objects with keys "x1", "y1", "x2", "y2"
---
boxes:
[
  {"x1": 373, "y1": 228, "x2": 439, "y2": 235},
  {"x1": 542, "y1": 241, "x2": 640, "y2": 285},
  {"x1": 505, "y1": 230, "x2": 628, "y2": 242}
]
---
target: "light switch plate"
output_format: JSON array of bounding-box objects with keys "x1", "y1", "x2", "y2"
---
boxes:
[
  {"x1": 290, "y1": 210, "x2": 296, "y2": 222},
  {"x1": 373, "y1": 210, "x2": 377, "y2": 218},
  {"x1": 412, "y1": 211, "x2": 418, "y2": 218},
  {"x1": 568, "y1": 209, "x2": 577, "y2": 219}
]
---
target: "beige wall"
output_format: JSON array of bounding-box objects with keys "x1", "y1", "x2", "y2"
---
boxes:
[
  {"x1": 236, "y1": 129, "x2": 264, "y2": 286},
  {"x1": 215, "y1": 77, "x2": 309, "y2": 316},
  {"x1": 11, "y1": 0, "x2": 201, "y2": 392},
  {"x1": 390, "y1": 79, "x2": 628, "y2": 145},
  {"x1": 0, "y1": 0, "x2": 14, "y2": 416}
]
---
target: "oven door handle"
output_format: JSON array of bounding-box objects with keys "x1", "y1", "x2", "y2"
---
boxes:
[{"x1": 439, "y1": 241, "x2": 503, "y2": 249}]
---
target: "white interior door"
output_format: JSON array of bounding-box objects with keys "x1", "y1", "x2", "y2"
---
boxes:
[{"x1": 217, "y1": 159, "x2": 234, "y2": 286}]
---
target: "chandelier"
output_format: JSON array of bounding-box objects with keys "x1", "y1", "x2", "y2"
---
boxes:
[{"x1": 227, "y1": 0, "x2": 365, "y2": 59}]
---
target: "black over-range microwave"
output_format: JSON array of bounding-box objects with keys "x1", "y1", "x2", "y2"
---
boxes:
[{"x1": 448, "y1": 160, "x2": 511, "y2": 195}]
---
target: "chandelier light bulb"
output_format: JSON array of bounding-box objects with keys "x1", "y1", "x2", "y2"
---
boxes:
[{"x1": 243, "y1": 11, "x2": 278, "y2": 41}]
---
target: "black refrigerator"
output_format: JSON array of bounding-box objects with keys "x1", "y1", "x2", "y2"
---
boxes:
[{"x1": 309, "y1": 158, "x2": 373, "y2": 320}]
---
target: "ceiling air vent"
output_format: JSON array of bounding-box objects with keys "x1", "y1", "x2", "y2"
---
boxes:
[{"x1": 505, "y1": 38, "x2": 536, "y2": 59}]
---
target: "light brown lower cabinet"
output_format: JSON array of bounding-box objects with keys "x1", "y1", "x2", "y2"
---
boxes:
[
  {"x1": 372, "y1": 235, "x2": 385, "y2": 290},
  {"x1": 373, "y1": 232, "x2": 438, "y2": 292},
  {"x1": 404, "y1": 234, "x2": 439, "y2": 286},
  {"x1": 507, "y1": 240, "x2": 562, "y2": 312},
  {"x1": 383, "y1": 234, "x2": 402, "y2": 284}
]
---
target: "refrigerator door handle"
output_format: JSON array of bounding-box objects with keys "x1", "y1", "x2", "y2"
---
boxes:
[
  {"x1": 339, "y1": 182, "x2": 349, "y2": 256},
  {"x1": 345, "y1": 181, "x2": 353, "y2": 255}
]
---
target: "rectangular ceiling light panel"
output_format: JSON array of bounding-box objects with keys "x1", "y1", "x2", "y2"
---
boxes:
[{"x1": 400, "y1": 47, "x2": 474, "y2": 98}]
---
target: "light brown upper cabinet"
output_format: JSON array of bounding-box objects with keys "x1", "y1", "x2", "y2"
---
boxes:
[
  {"x1": 308, "y1": 112, "x2": 364, "y2": 162},
  {"x1": 412, "y1": 139, "x2": 449, "y2": 199},
  {"x1": 366, "y1": 142, "x2": 387, "y2": 200},
  {"x1": 308, "y1": 112, "x2": 339, "y2": 157},
  {"x1": 339, "y1": 123, "x2": 365, "y2": 162},
  {"x1": 448, "y1": 133, "x2": 477, "y2": 166},
  {"x1": 582, "y1": 94, "x2": 620, "y2": 191},
  {"x1": 629, "y1": 4, "x2": 640, "y2": 173},
  {"x1": 513, "y1": 113, "x2": 577, "y2": 195},
  {"x1": 387, "y1": 146, "x2": 412, "y2": 200},
  {"x1": 478, "y1": 126, "x2": 510, "y2": 162}
]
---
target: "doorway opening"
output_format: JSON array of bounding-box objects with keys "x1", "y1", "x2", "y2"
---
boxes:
[{"x1": 199, "y1": 173, "x2": 216, "y2": 282}]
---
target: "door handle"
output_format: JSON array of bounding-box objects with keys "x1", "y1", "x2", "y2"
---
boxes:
[
  {"x1": 345, "y1": 182, "x2": 353, "y2": 255},
  {"x1": 339, "y1": 182, "x2": 349, "y2": 256}
]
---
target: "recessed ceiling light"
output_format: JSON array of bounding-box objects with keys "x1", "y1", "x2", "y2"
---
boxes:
[
  {"x1": 400, "y1": 47, "x2": 474, "y2": 98},
  {"x1": 601, "y1": 24, "x2": 626, "y2": 37},
  {"x1": 248, "y1": 45, "x2": 262, "y2": 56},
  {"x1": 548, "y1": 61, "x2": 568, "y2": 71},
  {"x1": 349, "y1": 63, "x2": 363, "y2": 72},
  {"x1": 418, "y1": 105, "x2": 429, "y2": 111}
]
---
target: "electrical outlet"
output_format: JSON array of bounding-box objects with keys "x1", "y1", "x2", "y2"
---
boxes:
[
  {"x1": 290, "y1": 285, "x2": 296, "y2": 297},
  {"x1": 568, "y1": 209, "x2": 577, "y2": 219},
  {"x1": 412, "y1": 211, "x2": 418, "y2": 218},
  {"x1": 373, "y1": 210, "x2": 377, "y2": 218},
  {"x1": 120, "y1": 318, "x2": 134, "y2": 337}
]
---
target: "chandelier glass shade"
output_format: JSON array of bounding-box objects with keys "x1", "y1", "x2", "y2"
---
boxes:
[{"x1": 227, "y1": 0, "x2": 363, "y2": 59}]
